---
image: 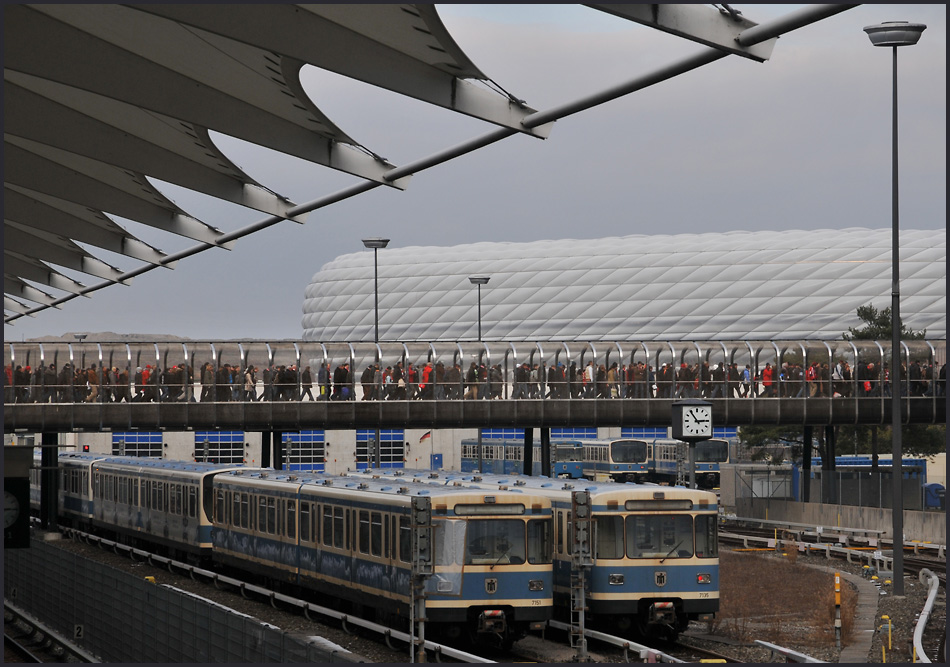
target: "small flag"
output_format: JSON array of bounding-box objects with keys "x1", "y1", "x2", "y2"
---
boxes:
[{"x1": 419, "y1": 431, "x2": 432, "y2": 443}]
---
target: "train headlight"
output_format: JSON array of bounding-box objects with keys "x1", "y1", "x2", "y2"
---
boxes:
[
  {"x1": 608, "y1": 574, "x2": 624, "y2": 586},
  {"x1": 437, "y1": 581, "x2": 454, "y2": 593},
  {"x1": 697, "y1": 573, "x2": 711, "y2": 585},
  {"x1": 529, "y1": 579, "x2": 545, "y2": 592}
]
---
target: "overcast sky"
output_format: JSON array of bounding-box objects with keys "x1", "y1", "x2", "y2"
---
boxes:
[{"x1": 5, "y1": 4, "x2": 946, "y2": 342}]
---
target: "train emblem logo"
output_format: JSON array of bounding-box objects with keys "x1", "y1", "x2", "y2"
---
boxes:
[
  {"x1": 485, "y1": 578, "x2": 498, "y2": 594},
  {"x1": 654, "y1": 571, "x2": 667, "y2": 587}
]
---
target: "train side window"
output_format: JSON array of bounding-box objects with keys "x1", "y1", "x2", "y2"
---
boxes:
[
  {"x1": 359, "y1": 510, "x2": 370, "y2": 554},
  {"x1": 323, "y1": 505, "x2": 333, "y2": 546},
  {"x1": 241, "y1": 493, "x2": 249, "y2": 529},
  {"x1": 595, "y1": 515, "x2": 624, "y2": 559},
  {"x1": 371, "y1": 512, "x2": 382, "y2": 557},
  {"x1": 333, "y1": 507, "x2": 345, "y2": 549},
  {"x1": 300, "y1": 503, "x2": 310, "y2": 542},
  {"x1": 232, "y1": 492, "x2": 241, "y2": 527},
  {"x1": 345, "y1": 509, "x2": 351, "y2": 550},
  {"x1": 188, "y1": 486, "x2": 197, "y2": 518},
  {"x1": 383, "y1": 513, "x2": 390, "y2": 559},
  {"x1": 398, "y1": 516, "x2": 411, "y2": 562},
  {"x1": 267, "y1": 498, "x2": 277, "y2": 535},
  {"x1": 287, "y1": 501, "x2": 296, "y2": 540},
  {"x1": 258, "y1": 495, "x2": 267, "y2": 533},
  {"x1": 695, "y1": 515, "x2": 718, "y2": 558},
  {"x1": 215, "y1": 489, "x2": 225, "y2": 524}
]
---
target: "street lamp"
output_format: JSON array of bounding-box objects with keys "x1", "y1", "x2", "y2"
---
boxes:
[
  {"x1": 362, "y1": 238, "x2": 389, "y2": 471},
  {"x1": 361, "y1": 238, "x2": 390, "y2": 343},
  {"x1": 468, "y1": 276, "x2": 490, "y2": 342},
  {"x1": 863, "y1": 19, "x2": 926, "y2": 597}
]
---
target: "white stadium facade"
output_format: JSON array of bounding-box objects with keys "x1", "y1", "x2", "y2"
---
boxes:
[{"x1": 302, "y1": 227, "x2": 946, "y2": 342}]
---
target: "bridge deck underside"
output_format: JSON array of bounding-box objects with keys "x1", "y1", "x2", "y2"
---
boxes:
[{"x1": 5, "y1": 397, "x2": 943, "y2": 432}]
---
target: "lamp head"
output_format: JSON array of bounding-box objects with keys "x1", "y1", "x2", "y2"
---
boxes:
[
  {"x1": 361, "y1": 238, "x2": 390, "y2": 249},
  {"x1": 468, "y1": 276, "x2": 490, "y2": 285},
  {"x1": 864, "y1": 21, "x2": 926, "y2": 47}
]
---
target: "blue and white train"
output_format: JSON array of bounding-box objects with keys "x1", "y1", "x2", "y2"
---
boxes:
[
  {"x1": 648, "y1": 438, "x2": 731, "y2": 489},
  {"x1": 350, "y1": 468, "x2": 719, "y2": 640},
  {"x1": 29, "y1": 452, "x2": 554, "y2": 649}
]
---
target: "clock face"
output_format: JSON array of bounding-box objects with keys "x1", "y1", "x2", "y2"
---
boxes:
[
  {"x1": 4, "y1": 490, "x2": 21, "y2": 529},
  {"x1": 682, "y1": 406, "x2": 712, "y2": 437}
]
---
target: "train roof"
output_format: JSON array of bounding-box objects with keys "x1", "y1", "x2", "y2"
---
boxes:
[
  {"x1": 91, "y1": 456, "x2": 260, "y2": 475},
  {"x1": 214, "y1": 469, "x2": 554, "y2": 506},
  {"x1": 352, "y1": 468, "x2": 717, "y2": 505}
]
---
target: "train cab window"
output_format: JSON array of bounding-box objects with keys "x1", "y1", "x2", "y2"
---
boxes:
[
  {"x1": 595, "y1": 515, "x2": 624, "y2": 559},
  {"x1": 695, "y1": 515, "x2": 719, "y2": 558},
  {"x1": 626, "y1": 515, "x2": 693, "y2": 559},
  {"x1": 287, "y1": 501, "x2": 296, "y2": 540},
  {"x1": 398, "y1": 516, "x2": 411, "y2": 562}
]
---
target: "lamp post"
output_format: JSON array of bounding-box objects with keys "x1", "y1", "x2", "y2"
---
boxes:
[
  {"x1": 863, "y1": 20, "x2": 926, "y2": 597},
  {"x1": 361, "y1": 238, "x2": 390, "y2": 343},
  {"x1": 362, "y1": 238, "x2": 389, "y2": 470},
  {"x1": 468, "y1": 276, "x2": 490, "y2": 342}
]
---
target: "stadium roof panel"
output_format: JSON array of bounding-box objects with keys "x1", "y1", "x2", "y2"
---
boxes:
[{"x1": 301, "y1": 228, "x2": 947, "y2": 341}]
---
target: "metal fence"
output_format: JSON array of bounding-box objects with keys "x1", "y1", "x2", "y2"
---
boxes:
[{"x1": 3, "y1": 536, "x2": 362, "y2": 663}]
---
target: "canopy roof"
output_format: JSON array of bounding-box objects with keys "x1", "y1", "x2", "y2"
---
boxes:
[{"x1": 5, "y1": 4, "x2": 852, "y2": 323}]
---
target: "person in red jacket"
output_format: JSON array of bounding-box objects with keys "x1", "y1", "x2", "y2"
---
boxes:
[{"x1": 761, "y1": 362, "x2": 774, "y2": 397}]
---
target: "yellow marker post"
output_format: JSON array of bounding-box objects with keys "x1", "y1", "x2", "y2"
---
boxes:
[
  {"x1": 834, "y1": 572, "x2": 842, "y2": 648},
  {"x1": 882, "y1": 614, "x2": 891, "y2": 650}
]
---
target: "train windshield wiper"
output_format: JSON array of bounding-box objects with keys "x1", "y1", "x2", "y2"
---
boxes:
[
  {"x1": 660, "y1": 540, "x2": 684, "y2": 563},
  {"x1": 490, "y1": 545, "x2": 512, "y2": 570}
]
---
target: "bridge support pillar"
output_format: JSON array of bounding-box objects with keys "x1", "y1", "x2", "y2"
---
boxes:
[
  {"x1": 273, "y1": 431, "x2": 284, "y2": 471},
  {"x1": 802, "y1": 425, "x2": 812, "y2": 502},
  {"x1": 260, "y1": 431, "x2": 271, "y2": 468},
  {"x1": 540, "y1": 428, "x2": 551, "y2": 477},
  {"x1": 40, "y1": 431, "x2": 59, "y2": 530},
  {"x1": 822, "y1": 425, "x2": 837, "y2": 504},
  {"x1": 523, "y1": 429, "x2": 534, "y2": 476}
]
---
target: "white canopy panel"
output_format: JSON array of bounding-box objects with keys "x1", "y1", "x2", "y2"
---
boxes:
[{"x1": 301, "y1": 228, "x2": 947, "y2": 341}]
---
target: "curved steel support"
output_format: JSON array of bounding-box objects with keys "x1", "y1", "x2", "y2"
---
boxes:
[
  {"x1": 240, "y1": 582, "x2": 250, "y2": 599},
  {"x1": 341, "y1": 614, "x2": 353, "y2": 635}
]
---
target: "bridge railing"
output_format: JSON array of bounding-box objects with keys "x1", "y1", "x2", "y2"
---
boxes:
[{"x1": 5, "y1": 339, "x2": 945, "y2": 416}]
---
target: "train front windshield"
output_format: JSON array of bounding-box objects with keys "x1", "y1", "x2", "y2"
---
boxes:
[
  {"x1": 694, "y1": 440, "x2": 729, "y2": 463},
  {"x1": 610, "y1": 440, "x2": 647, "y2": 463},
  {"x1": 595, "y1": 514, "x2": 718, "y2": 559},
  {"x1": 438, "y1": 519, "x2": 552, "y2": 566},
  {"x1": 556, "y1": 446, "x2": 582, "y2": 462}
]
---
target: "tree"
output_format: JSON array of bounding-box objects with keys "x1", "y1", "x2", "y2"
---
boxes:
[
  {"x1": 843, "y1": 303, "x2": 926, "y2": 341},
  {"x1": 841, "y1": 304, "x2": 943, "y2": 463}
]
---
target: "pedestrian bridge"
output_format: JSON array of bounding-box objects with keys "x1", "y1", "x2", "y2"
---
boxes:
[{"x1": 5, "y1": 338, "x2": 945, "y2": 432}]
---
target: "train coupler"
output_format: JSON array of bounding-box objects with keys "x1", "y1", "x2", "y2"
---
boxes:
[
  {"x1": 648, "y1": 601, "x2": 677, "y2": 625},
  {"x1": 477, "y1": 609, "x2": 507, "y2": 634}
]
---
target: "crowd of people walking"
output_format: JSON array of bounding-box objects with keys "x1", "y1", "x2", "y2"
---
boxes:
[{"x1": 5, "y1": 356, "x2": 945, "y2": 404}]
